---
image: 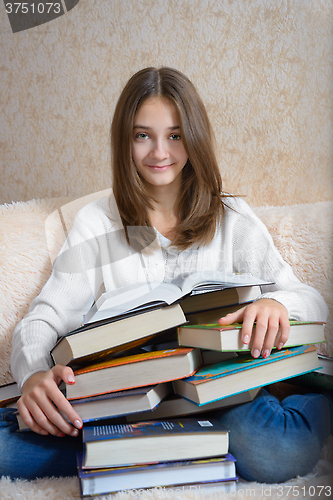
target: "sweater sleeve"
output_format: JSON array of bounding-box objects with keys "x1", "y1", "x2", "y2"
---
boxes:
[
  {"x1": 10, "y1": 203, "x2": 104, "y2": 390},
  {"x1": 226, "y1": 198, "x2": 328, "y2": 322}
]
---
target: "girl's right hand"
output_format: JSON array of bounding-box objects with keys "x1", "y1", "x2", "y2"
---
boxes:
[{"x1": 17, "y1": 365, "x2": 83, "y2": 437}]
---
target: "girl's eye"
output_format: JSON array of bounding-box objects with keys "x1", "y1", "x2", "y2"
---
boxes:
[
  {"x1": 169, "y1": 134, "x2": 181, "y2": 140},
  {"x1": 136, "y1": 133, "x2": 149, "y2": 140}
]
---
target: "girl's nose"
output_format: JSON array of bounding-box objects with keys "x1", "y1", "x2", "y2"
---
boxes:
[{"x1": 149, "y1": 138, "x2": 169, "y2": 159}]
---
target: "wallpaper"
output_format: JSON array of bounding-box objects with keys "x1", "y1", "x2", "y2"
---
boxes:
[{"x1": 0, "y1": 0, "x2": 332, "y2": 206}]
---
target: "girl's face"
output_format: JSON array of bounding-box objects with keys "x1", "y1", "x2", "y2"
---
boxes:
[{"x1": 132, "y1": 97, "x2": 188, "y2": 193}]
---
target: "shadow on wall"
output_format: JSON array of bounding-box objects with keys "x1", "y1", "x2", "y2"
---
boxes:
[{"x1": 4, "y1": 0, "x2": 80, "y2": 32}]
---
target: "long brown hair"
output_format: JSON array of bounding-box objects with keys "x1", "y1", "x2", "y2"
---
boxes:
[{"x1": 111, "y1": 67, "x2": 228, "y2": 250}]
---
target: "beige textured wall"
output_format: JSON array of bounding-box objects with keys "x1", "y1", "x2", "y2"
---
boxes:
[{"x1": 1, "y1": 0, "x2": 332, "y2": 206}]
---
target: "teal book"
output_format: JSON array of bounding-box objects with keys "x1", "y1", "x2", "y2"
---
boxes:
[
  {"x1": 82, "y1": 417, "x2": 229, "y2": 468},
  {"x1": 173, "y1": 345, "x2": 321, "y2": 405}
]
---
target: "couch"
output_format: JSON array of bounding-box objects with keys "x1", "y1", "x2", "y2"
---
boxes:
[{"x1": 0, "y1": 195, "x2": 332, "y2": 499}]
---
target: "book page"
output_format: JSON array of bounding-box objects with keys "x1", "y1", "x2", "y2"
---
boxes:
[{"x1": 172, "y1": 270, "x2": 271, "y2": 295}]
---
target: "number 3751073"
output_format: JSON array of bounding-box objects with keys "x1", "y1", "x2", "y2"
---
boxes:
[{"x1": 5, "y1": 3, "x2": 61, "y2": 14}]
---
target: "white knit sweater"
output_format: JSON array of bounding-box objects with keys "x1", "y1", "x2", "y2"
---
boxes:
[{"x1": 11, "y1": 194, "x2": 328, "y2": 389}]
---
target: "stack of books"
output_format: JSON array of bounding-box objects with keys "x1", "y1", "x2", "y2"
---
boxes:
[
  {"x1": 174, "y1": 321, "x2": 325, "y2": 405},
  {"x1": 47, "y1": 271, "x2": 261, "y2": 496},
  {"x1": 50, "y1": 271, "x2": 270, "y2": 419},
  {"x1": 77, "y1": 418, "x2": 236, "y2": 496},
  {"x1": 4, "y1": 271, "x2": 327, "y2": 496}
]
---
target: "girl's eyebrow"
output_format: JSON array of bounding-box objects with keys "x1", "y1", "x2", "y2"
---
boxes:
[{"x1": 133, "y1": 125, "x2": 180, "y2": 130}]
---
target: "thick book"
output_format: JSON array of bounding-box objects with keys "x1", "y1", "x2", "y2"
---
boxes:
[
  {"x1": 0, "y1": 382, "x2": 20, "y2": 408},
  {"x1": 173, "y1": 345, "x2": 321, "y2": 405},
  {"x1": 126, "y1": 388, "x2": 261, "y2": 422},
  {"x1": 77, "y1": 452, "x2": 236, "y2": 496},
  {"x1": 185, "y1": 304, "x2": 244, "y2": 325},
  {"x1": 51, "y1": 303, "x2": 186, "y2": 366},
  {"x1": 316, "y1": 354, "x2": 333, "y2": 376},
  {"x1": 69, "y1": 383, "x2": 171, "y2": 422},
  {"x1": 17, "y1": 384, "x2": 172, "y2": 431},
  {"x1": 82, "y1": 417, "x2": 229, "y2": 468},
  {"x1": 178, "y1": 321, "x2": 326, "y2": 352},
  {"x1": 180, "y1": 286, "x2": 262, "y2": 315},
  {"x1": 65, "y1": 348, "x2": 202, "y2": 400},
  {"x1": 84, "y1": 271, "x2": 271, "y2": 324}
]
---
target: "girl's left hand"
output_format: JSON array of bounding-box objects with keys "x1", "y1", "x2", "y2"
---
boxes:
[{"x1": 218, "y1": 298, "x2": 290, "y2": 359}]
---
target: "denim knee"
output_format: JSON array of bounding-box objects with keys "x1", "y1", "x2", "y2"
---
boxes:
[
  {"x1": 229, "y1": 419, "x2": 323, "y2": 483},
  {"x1": 214, "y1": 390, "x2": 332, "y2": 483},
  {"x1": 0, "y1": 408, "x2": 80, "y2": 480}
]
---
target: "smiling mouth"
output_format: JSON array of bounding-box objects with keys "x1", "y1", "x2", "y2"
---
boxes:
[{"x1": 146, "y1": 164, "x2": 173, "y2": 170}]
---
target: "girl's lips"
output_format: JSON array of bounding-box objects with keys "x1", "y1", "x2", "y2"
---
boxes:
[{"x1": 146, "y1": 164, "x2": 173, "y2": 171}]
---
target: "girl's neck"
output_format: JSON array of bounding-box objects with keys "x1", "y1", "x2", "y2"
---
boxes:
[{"x1": 146, "y1": 184, "x2": 180, "y2": 240}]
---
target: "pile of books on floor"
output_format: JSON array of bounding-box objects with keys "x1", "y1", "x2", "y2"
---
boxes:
[
  {"x1": 1, "y1": 271, "x2": 328, "y2": 497},
  {"x1": 77, "y1": 418, "x2": 236, "y2": 496}
]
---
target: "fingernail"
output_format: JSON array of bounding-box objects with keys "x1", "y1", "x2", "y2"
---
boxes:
[
  {"x1": 263, "y1": 349, "x2": 270, "y2": 359},
  {"x1": 58, "y1": 432, "x2": 66, "y2": 437},
  {"x1": 40, "y1": 430, "x2": 49, "y2": 435},
  {"x1": 67, "y1": 375, "x2": 75, "y2": 384},
  {"x1": 71, "y1": 428, "x2": 79, "y2": 437},
  {"x1": 253, "y1": 349, "x2": 260, "y2": 358},
  {"x1": 74, "y1": 419, "x2": 83, "y2": 429},
  {"x1": 243, "y1": 335, "x2": 250, "y2": 344},
  {"x1": 277, "y1": 342, "x2": 284, "y2": 350}
]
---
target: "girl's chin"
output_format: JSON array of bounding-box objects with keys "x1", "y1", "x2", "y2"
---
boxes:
[{"x1": 142, "y1": 175, "x2": 182, "y2": 191}]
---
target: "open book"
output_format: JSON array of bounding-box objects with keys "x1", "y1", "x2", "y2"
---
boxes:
[{"x1": 84, "y1": 271, "x2": 272, "y2": 324}]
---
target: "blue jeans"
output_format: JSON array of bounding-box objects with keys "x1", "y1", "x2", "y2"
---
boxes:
[
  {"x1": 1, "y1": 390, "x2": 332, "y2": 482},
  {"x1": 0, "y1": 408, "x2": 80, "y2": 479},
  {"x1": 216, "y1": 389, "x2": 332, "y2": 483}
]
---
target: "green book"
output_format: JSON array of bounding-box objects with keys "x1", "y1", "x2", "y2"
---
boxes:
[{"x1": 178, "y1": 321, "x2": 326, "y2": 352}]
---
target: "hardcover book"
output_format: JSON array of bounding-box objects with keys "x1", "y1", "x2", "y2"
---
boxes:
[
  {"x1": 0, "y1": 382, "x2": 20, "y2": 408},
  {"x1": 178, "y1": 321, "x2": 326, "y2": 352},
  {"x1": 77, "y1": 452, "x2": 236, "y2": 496},
  {"x1": 17, "y1": 383, "x2": 172, "y2": 430},
  {"x1": 316, "y1": 354, "x2": 333, "y2": 376},
  {"x1": 65, "y1": 348, "x2": 202, "y2": 400},
  {"x1": 82, "y1": 417, "x2": 229, "y2": 468},
  {"x1": 173, "y1": 345, "x2": 321, "y2": 405},
  {"x1": 126, "y1": 388, "x2": 261, "y2": 422},
  {"x1": 51, "y1": 302, "x2": 185, "y2": 366}
]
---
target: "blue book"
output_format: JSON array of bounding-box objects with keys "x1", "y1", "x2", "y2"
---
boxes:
[
  {"x1": 77, "y1": 451, "x2": 237, "y2": 496},
  {"x1": 82, "y1": 417, "x2": 229, "y2": 468},
  {"x1": 173, "y1": 345, "x2": 321, "y2": 405}
]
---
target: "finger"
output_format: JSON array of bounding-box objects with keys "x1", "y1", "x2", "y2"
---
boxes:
[
  {"x1": 23, "y1": 376, "x2": 81, "y2": 436},
  {"x1": 261, "y1": 315, "x2": 281, "y2": 358},
  {"x1": 51, "y1": 387, "x2": 82, "y2": 435},
  {"x1": 52, "y1": 364, "x2": 76, "y2": 386},
  {"x1": 22, "y1": 388, "x2": 71, "y2": 436},
  {"x1": 30, "y1": 400, "x2": 67, "y2": 437},
  {"x1": 50, "y1": 365, "x2": 83, "y2": 434},
  {"x1": 275, "y1": 316, "x2": 291, "y2": 349},
  {"x1": 218, "y1": 307, "x2": 246, "y2": 326},
  {"x1": 17, "y1": 398, "x2": 49, "y2": 436},
  {"x1": 248, "y1": 313, "x2": 269, "y2": 359},
  {"x1": 238, "y1": 307, "x2": 258, "y2": 348},
  {"x1": 38, "y1": 395, "x2": 78, "y2": 436}
]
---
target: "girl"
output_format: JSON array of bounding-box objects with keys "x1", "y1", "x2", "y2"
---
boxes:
[{"x1": 2, "y1": 67, "x2": 331, "y2": 483}]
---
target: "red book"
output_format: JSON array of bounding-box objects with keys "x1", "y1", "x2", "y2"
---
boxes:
[{"x1": 65, "y1": 348, "x2": 202, "y2": 400}]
